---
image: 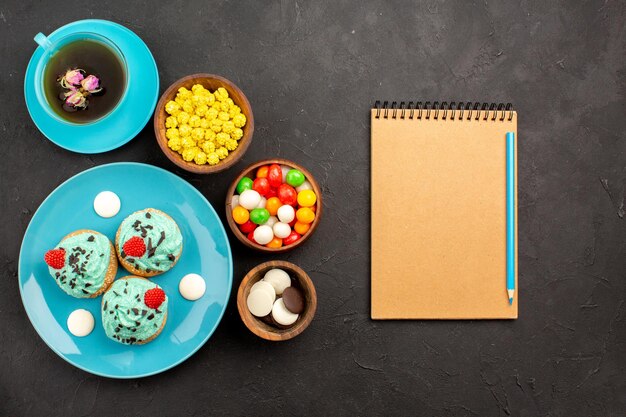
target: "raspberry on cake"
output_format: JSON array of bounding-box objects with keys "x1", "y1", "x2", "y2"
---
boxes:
[{"x1": 115, "y1": 208, "x2": 183, "y2": 277}]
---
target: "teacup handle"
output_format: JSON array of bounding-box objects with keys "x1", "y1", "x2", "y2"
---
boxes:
[{"x1": 34, "y1": 33, "x2": 53, "y2": 51}]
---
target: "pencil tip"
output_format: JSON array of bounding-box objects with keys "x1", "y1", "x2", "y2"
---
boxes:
[{"x1": 509, "y1": 297, "x2": 513, "y2": 305}]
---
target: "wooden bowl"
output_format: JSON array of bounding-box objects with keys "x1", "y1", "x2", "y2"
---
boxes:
[
  {"x1": 226, "y1": 158, "x2": 322, "y2": 253},
  {"x1": 154, "y1": 73, "x2": 254, "y2": 174},
  {"x1": 237, "y1": 261, "x2": 317, "y2": 341}
]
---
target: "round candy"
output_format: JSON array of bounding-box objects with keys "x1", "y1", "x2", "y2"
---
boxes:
[
  {"x1": 296, "y1": 180, "x2": 313, "y2": 193},
  {"x1": 250, "y1": 280, "x2": 277, "y2": 301},
  {"x1": 236, "y1": 177, "x2": 253, "y2": 194},
  {"x1": 286, "y1": 169, "x2": 305, "y2": 187},
  {"x1": 283, "y1": 230, "x2": 301, "y2": 245},
  {"x1": 247, "y1": 289, "x2": 273, "y2": 317},
  {"x1": 93, "y1": 191, "x2": 121, "y2": 218},
  {"x1": 179, "y1": 273, "x2": 206, "y2": 301},
  {"x1": 267, "y1": 164, "x2": 282, "y2": 188},
  {"x1": 273, "y1": 222, "x2": 291, "y2": 239},
  {"x1": 272, "y1": 298, "x2": 299, "y2": 326},
  {"x1": 277, "y1": 184, "x2": 297, "y2": 206},
  {"x1": 266, "y1": 187, "x2": 278, "y2": 199},
  {"x1": 239, "y1": 189, "x2": 262, "y2": 210},
  {"x1": 296, "y1": 207, "x2": 315, "y2": 224},
  {"x1": 266, "y1": 215, "x2": 279, "y2": 227},
  {"x1": 247, "y1": 231, "x2": 256, "y2": 242},
  {"x1": 253, "y1": 177, "x2": 270, "y2": 196},
  {"x1": 282, "y1": 286, "x2": 305, "y2": 314},
  {"x1": 256, "y1": 196, "x2": 267, "y2": 209},
  {"x1": 280, "y1": 165, "x2": 291, "y2": 182},
  {"x1": 263, "y1": 268, "x2": 291, "y2": 295},
  {"x1": 239, "y1": 220, "x2": 257, "y2": 234},
  {"x1": 266, "y1": 197, "x2": 281, "y2": 215},
  {"x1": 231, "y1": 195, "x2": 239, "y2": 208},
  {"x1": 256, "y1": 166, "x2": 269, "y2": 178},
  {"x1": 232, "y1": 206, "x2": 249, "y2": 224},
  {"x1": 67, "y1": 309, "x2": 95, "y2": 337},
  {"x1": 253, "y1": 225, "x2": 274, "y2": 245},
  {"x1": 250, "y1": 208, "x2": 270, "y2": 225},
  {"x1": 294, "y1": 221, "x2": 310, "y2": 235},
  {"x1": 297, "y1": 190, "x2": 317, "y2": 207},
  {"x1": 266, "y1": 237, "x2": 283, "y2": 248},
  {"x1": 277, "y1": 205, "x2": 295, "y2": 223}
]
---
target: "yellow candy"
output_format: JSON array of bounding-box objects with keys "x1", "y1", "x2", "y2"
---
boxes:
[
  {"x1": 167, "y1": 137, "x2": 182, "y2": 151},
  {"x1": 194, "y1": 151, "x2": 207, "y2": 165},
  {"x1": 297, "y1": 190, "x2": 317, "y2": 207},
  {"x1": 191, "y1": 84, "x2": 205, "y2": 94},
  {"x1": 204, "y1": 129, "x2": 216, "y2": 141},
  {"x1": 218, "y1": 111, "x2": 230, "y2": 121},
  {"x1": 195, "y1": 104, "x2": 208, "y2": 117},
  {"x1": 222, "y1": 120, "x2": 235, "y2": 134},
  {"x1": 206, "y1": 107, "x2": 218, "y2": 120},
  {"x1": 188, "y1": 115, "x2": 201, "y2": 128},
  {"x1": 207, "y1": 152, "x2": 220, "y2": 165},
  {"x1": 202, "y1": 141, "x2": 216, "y2": 154},
  {"x1": 178, "y1": 124, "x2": 192, "y2": 137},
  {"x1": 192, "y1": 127, "x2": 205, "y2": 141},
  {"x1": 215, "y1": 87, "x2": 229, "y2": 101},
  {"x1": 181, "y1": 136, "x2": 196, "y2": 149},
  {"x1": 165, "y1": 101, "x2": 181, "y2": 115},
  {"x1": 182, "y1": 100, "x2": 194, "y2": 114},
  {"x1": 182, "y1": 146, "x2": 199, "y2": 162},
  {"x1": 177, "y1": 87, "x2": 192, "y2": 100},
  {"x1": 211, "y1": 102, "x2": 222, "y2": 111},
  {"x1": 200, "y1": 118, "x2": 210, "y2": 129},
  {"x1": 206, "y1": 93, "x2": 216, "y2": 105},
  {"x1": 233, "y1": 113, "x2": 246, "y2": 128},
  {"x1": 176, "y1": 111, "x2": 190, "y2": 125},
  {"x1": 226, "y1": 98, "x2": 234, "y2": 107},
  {"x1": 296, "y1": 207, "x2": 315, "y2": 224},
  {"x1": 231, "y1": 128, "x2": 243, "y2": 140},
  {"x1": 219, "y1": 101, "x2": 230, "y2": 112},
  {"x1": 228, "y1": 105, "x2": 241, "y2": 118},
  {"x1": 214, "y1": 132, "x2": 228, "y2": 146},
  {"x1": 165, "y1": 116, "x2": 178, "y2": 128},
  {"x1": 216, "y1": 147, "x2": 228, "y2": 159},
  {"x1": 165, "y1": 128, "x2": 179, "y2": 140},
  {"x1": 225, "y1": 138, "x2": 238, "y2": 151},
  {"x1": 210, "y1": 119, "x2": 223, "y2": 133},
  {"x1": 175, "y1": 96, "x2": 186, "y2": 106}
]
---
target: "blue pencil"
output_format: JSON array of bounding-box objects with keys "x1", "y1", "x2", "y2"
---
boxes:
[{"x1": 506, "y1": 132, "x2": 516, "y2": 304}]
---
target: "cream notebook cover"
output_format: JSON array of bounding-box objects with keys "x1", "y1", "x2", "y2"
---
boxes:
[{"x1": 371, "y1": 102, "x2": 518, "y2": 319}]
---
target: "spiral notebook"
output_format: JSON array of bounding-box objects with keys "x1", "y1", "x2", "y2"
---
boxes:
[{"x1": 371, "y1": 101, "x2": 518, "y2": 319}]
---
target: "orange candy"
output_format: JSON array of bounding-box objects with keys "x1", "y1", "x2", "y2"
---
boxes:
[
  {"x1": 294, "y1": 221, "x2": 310, "y2": 235},
  {"x1": 232, "y1": 206, "x2": 249, "y2": 224},
  {"x1": 256, "y1": 166, "x2": 269, "y2": 178},
  {"x1": 266, "y1": 237, "x2": 283, "y2": 248},
  {"x1": 296, "y1": 207, "x2": 315, "y2": 224},
  {"x1": 265, "y1": 197, "x2": 281, "y2": 216}
]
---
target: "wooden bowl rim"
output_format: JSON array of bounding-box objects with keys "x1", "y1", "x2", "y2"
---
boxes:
[
  {"x1": 225, "y1": 158, "x2": 322, "y2": 253},
  {"x1": 237, "y1": 260, "x2": 317, "y2": 341},
  {"x1": 153, "y1": 73, "x2": 254, "y2": 174}
]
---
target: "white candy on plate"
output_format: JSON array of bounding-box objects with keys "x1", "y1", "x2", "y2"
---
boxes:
[
  {"x1": 253, "y1": 225, "x2": 274, "y2": 245},
  {"x1": 263, "y1": 268, "x2": 291, "y2": 295},
  {"x1": 277, "y1": 205, "x2": 295, "y2": 223},
  {"x1": 67, "y1": 309, "x2": 95, "y2": 337},
  {"x1": 93, "y1": 191, "x2": 121, "y2": 218},
  {"x1": 272, "y1": 298, "x2": 299, "y2": 325},
  {"x1": 239, "y1": 189, "x2": 261, "y2": 210},
  {"x1": 179, "y1": 273, "x2": 206, "y2": 301},
  {"x1": 273, "y1": 222, "x2": 291, "y2": 239}
]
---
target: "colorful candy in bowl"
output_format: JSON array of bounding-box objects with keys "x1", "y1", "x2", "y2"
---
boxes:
[{"x1": 226, "y1": 159, "x2": 322, "y2": 252}]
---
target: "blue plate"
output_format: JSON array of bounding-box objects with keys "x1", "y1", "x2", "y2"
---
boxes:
[
  {"x1": 24, "y1": 20, "x2": 159, "y2": 154},
  {"x1": 18, "y1": 163, "x2": 233, "y2": 378}
]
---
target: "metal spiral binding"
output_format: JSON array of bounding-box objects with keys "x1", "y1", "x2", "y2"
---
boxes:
[{"x1": 374, "y1": 101, "x2": 513, "y2": 121}]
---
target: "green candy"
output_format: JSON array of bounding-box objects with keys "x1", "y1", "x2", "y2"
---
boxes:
[
  {"x1": 286, "y1": 169, "x2": 305, "y2": 187},
  {"x1": 250, "y1": 208, "x2": 270, "y2": 225},
  {"x1": 236, "y1": 177, "x2": 254, "y2": 194}
]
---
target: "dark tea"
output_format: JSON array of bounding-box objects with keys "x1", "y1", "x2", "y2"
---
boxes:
[{"x1": 43, "y1": 38, "x2": 126, "y2": 123}]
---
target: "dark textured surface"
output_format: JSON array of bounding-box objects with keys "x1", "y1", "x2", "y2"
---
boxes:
[{"x1": 1, "y1": 1, "x2": 625, "y2": 416}]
